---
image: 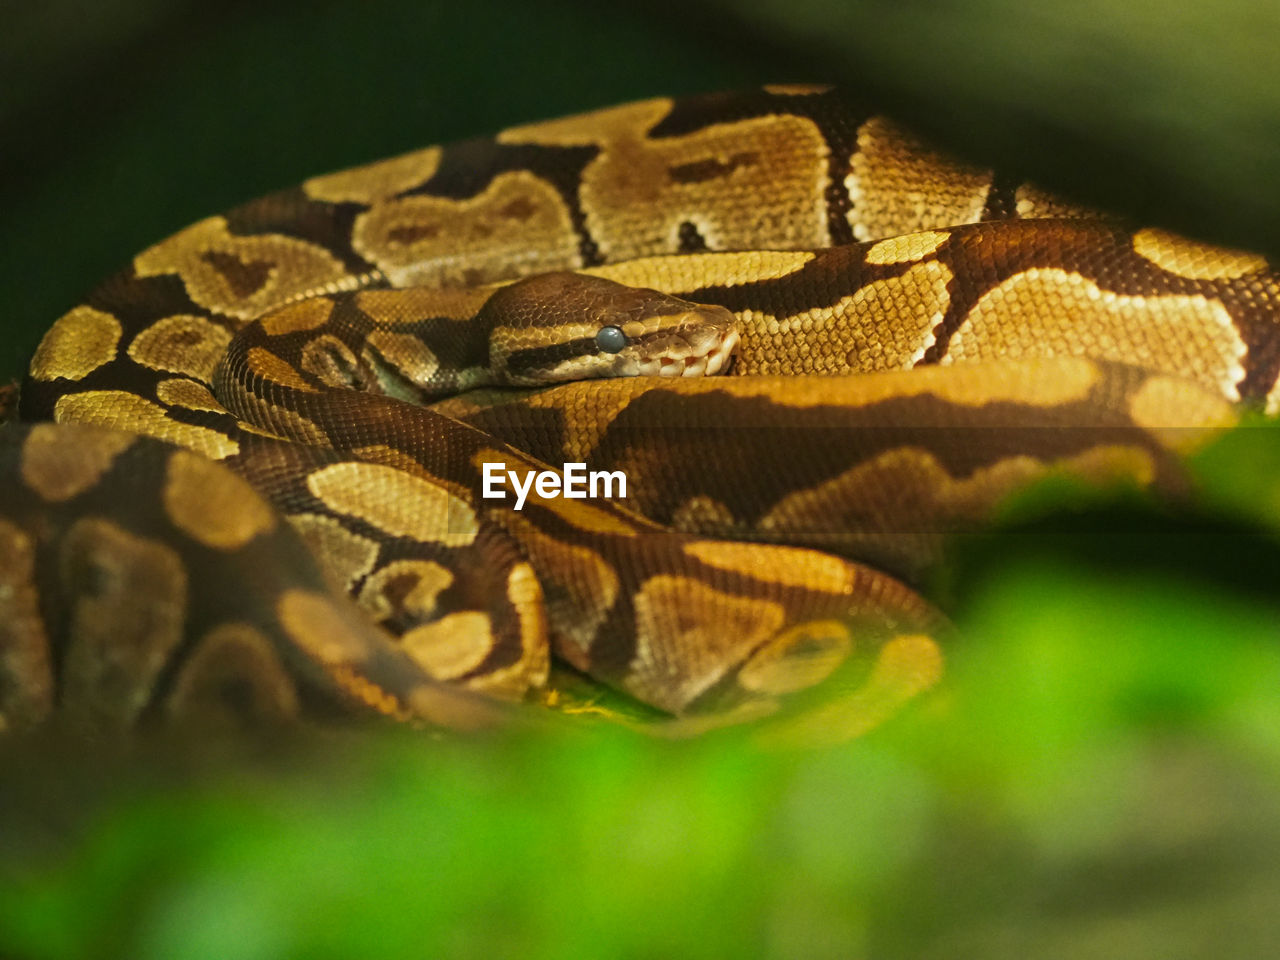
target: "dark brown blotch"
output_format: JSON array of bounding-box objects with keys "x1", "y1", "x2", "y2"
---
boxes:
[
  {"x1": 200, "y1": 250, "x2": 274, "y2": 299},
  {"x1": 498, "y1": 196, "x2": 538, "y2": 221},
  {"x1": 668, "y1": 151, "x2": 758, "y2": 185},
  {"x1": 387, "y1": 222, "x2": 442, "y2": 245}
]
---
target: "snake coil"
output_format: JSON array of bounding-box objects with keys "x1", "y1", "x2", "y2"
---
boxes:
[{"x1": 3, "y1": 85, "x2": 1277, "y2": 736}]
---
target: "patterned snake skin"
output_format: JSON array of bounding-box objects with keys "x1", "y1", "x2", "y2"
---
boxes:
[{"x1": 2, "y1": 85, "x2": 1275, "y2": 737}]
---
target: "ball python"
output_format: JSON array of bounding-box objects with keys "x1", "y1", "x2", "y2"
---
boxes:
[{"x1": 3, "y1": 85, "x2": 1276, "y2": 737}]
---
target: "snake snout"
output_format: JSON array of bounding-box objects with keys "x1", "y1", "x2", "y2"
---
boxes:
[{"x1": 632, "y1": 305, "x2": 740, "y2": 378}]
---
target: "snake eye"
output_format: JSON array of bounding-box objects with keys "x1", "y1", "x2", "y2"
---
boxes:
[{"x1": 595, "y1": 324, "x2": 628, "y2": 354}]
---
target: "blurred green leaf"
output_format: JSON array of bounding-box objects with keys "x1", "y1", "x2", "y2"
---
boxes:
[{"x1": 6, "y1": 548, "x2": 1280, "y2": 958}]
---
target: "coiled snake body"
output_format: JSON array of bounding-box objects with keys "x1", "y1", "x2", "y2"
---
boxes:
[{"x1": 3, "y1": 86, "x2": 1276, "y2": 735}]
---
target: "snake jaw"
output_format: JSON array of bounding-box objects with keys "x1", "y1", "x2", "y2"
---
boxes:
[
  {"x1": 631, "y1": 307, "x2": 740, "y2": 379},
  {"x1": 642, "y1": 327, "x2": 740, "y2": 378},
  {"x1": 705, "y1": 327, "x2": 739, "y2": 376}
]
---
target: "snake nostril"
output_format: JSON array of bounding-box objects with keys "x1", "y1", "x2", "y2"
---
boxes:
[{"x1": 595, "y1": 325, "x2": 628, "y2": 354}]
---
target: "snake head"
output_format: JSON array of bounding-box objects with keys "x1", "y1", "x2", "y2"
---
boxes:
[{"x1": 484, "y1": 271, "x2": 740, "y2": 384}]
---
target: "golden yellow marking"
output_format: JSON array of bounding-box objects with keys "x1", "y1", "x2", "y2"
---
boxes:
[
  {"x1": 586, "y1": 249, "x2": 814, "y2": 293},
  {"x1": 231, "y1": 388, "x2": 327, "y2": 445},
  {"x1": 246, "y1": 346, "x2": 319, "y2": 392},
  {"x1": 236, "y1": 420, "x2": 289, "y2": 440},
  {"x1": 307, "y1": 462, "x2": 478, "y2": 545},
  {"x1": 846, "y1": 117, "x2": 991, "y2": 241},
  {"x1": 327, "y1": 664, "x2": 410, "y2": 721},
  {"x1": 258, "y1": 297, "x2": 335, "y2": 336},
  {"x1": 355, "y1": 286, "x2": 490, "y2": 325},
  {"x1": 277, "y1": 589, "x2": 370, "y2": 666},
  {"x1": 738, "y1": 620, "x2": 852, "y2": 695},
  {"x1": 53, "y1": 391, "x2": 240, "y2": 459},
  {"x1": 762, "y1": 83, "x2": 832, "y2": 95},
  {"x1": 499, "y1": 512, "x2": 618, "y2": 660},
  {"x1": 164, "y1": 450, "x2": 276, "y2": 549},
  {"x1": 534, "y1": 357, "x2": 1103, "y2": 425},
  {"x1": 683, "y1": 541, "x2": 854, "y2": 594},
  {"x1": 0, "y1": 519, "x2": 54, "y2": 730},
  {"x1": 436, "y1": 562, "x2": 550, "y2": 701},
  {"x1": 759, "y1": 443, "x2": 1158, "y2": 583},
  {"x1": 134, "y1": 216, "x2": 349, "y2": 320},
  {"x1": 1266, "y1": 377, "x2": 1280, "y2": 418},
  {"x1": 501, "y1": 560, "x2": 551, "y2": 690},
  {"x1": 760, "y1": 634, "x2": 944, "y2": 748},
  {"x1": 628, "y1": 575, "x2": 785, "y2": 713},
  {"x1": 29, "y1": 306, "x2": 121, "y2": 381},
  {"x1": 127, "y1": 314, "x2": 232, "y2": 380},
  {"x1": 289, "y1": 513, "x2": 381, "y2": 591},
  {"x1": 20, "y1": 423, "x2": 134, "y2": 502},
  {"x1": 1014, "y1": 183, "x2": 1098, "y2": 219},
  {"x1": 472, "y1": 448, "x2": 640, "y2": 536},
  {"x1": 365, "y1": 330, "x2": 440, "y2": 384},
  {"x1": 741, "y1": 260, "x2": 953, "y2": 374},
  {"x1": 358, "y1": 559, "x2": 454, "y2": 622},
  {"x1": 347, "y1": 443, "x2": 444, "y2": 485},
  {"x1": 865, "y1": 230, "x2": 950, "y2": 265},
  {"x1": 842, "y1": 356, "x2": 1098, "y2": 408},
  {"x1": 58, "y1": 518, "x2": 187, "y2": 728},
  {"x1": 402, "y1": 612, "x2": 494, "y2": 680},
  {"x1": 1132, "y1": 228, "x2": 1268, "y2": 280},
  {"x1": 304, "y1": 145, "x2": 443, "y2": 204},
  {"x1": 498, "y1": 96, "x2": 674, "y2": 145},
  {"x1": 1127, "y1": 375, "x2": 1237, "y2": 453},
  {"x1": 155, "y1": 378, "x2": 225, "y2": 413},
  {"x1": 167, "y1": 623, "x2": 300, "y2": 723},
  {"x1": 502, "y1": 100, "x2": 831, "y2": 261},
  {"x1": 513, "y1": 383, "x2": 638, "y2": 462},
  {"x1": 352, "y1": 170, "x2": 580, "y2": 287},
  {"x1": 947, "y1": 268, "x2": 1247, "y2": 400}
]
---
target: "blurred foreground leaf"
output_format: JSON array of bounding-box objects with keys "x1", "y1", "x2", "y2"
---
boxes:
[{"x1": 5, "y1": 533, "x2": 1280, "y2": 959}]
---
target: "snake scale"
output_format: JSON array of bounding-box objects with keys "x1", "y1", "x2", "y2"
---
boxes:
[{"x1": 3, "y1": 85, "x2": 1276, "y2": 737}]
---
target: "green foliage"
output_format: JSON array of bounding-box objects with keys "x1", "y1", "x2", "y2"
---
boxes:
[{"x1": 5, "y1": 455, "x2": 1280, "y2": 959}]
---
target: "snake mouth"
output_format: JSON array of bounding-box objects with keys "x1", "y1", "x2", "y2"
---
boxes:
[{"x1": 637, "y1": 327, "x2": 741, "y2": 378}]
